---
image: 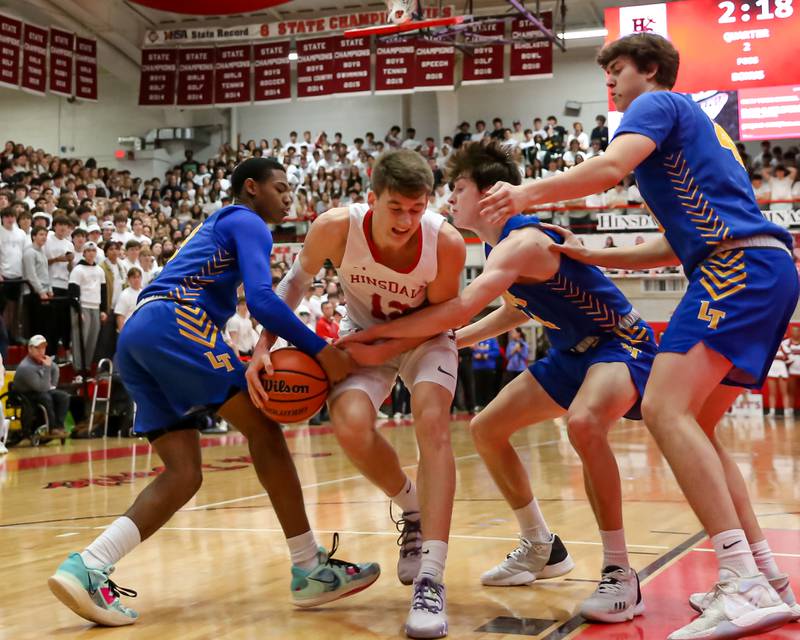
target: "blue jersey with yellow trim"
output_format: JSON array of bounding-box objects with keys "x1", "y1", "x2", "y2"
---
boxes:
[
  {"x1": 140, "y1": 204, "x2": 325, "y2": 355},
  {"x1": 614, "y1": 91, "x2": 792, "y2": 274},
  {"x1": 486, "y1": 215, "x2": 644, "y2": 352}
]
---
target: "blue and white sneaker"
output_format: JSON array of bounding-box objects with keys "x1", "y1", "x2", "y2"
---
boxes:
[
  {"x1": 406, "y1": 576, "x2": 447, "y2": 638},
  {"x1": 291, "y1": 533, "x2": 380, "y2": 608},
  {"x1": 48, "y1": 553, "x2": 138, "y2": 626}
]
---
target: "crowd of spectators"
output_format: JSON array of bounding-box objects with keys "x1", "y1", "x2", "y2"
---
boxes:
[{"x1": 1, "y1": 123, "x2": 798, "y2": 442}]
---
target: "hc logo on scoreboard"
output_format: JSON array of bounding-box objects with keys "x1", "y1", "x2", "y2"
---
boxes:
[{"x1": 618, "y1": 3, "x2": 669, "y2": 38}]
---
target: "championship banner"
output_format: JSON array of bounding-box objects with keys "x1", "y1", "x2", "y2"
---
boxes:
[
  {"x1": 0, "y1": 15, "x2": 22, "y2": 89},
  {"x1": 461, "y1": 20, "x2": 504, "y2": 85},
  {"x1": 334, "y1": 35, "x2": 370, "y2": 96},
  {"x1": 74, "y1": 36, "x2": 97, "y2": 101},
  {"x1": 49, "y1": 27, "x2": 75, "y2": 96},
  {"x1": 214, "y1": 44, "x2": 251, "y2": 105},
  {"x1": 414, "y1": 40, "x2": 454, "y2": 91},
  {"x1": 253, "y1": 40, "x2": 290, "y2": 103},
  {"x1": 375, "y1": 36, "x2": 414, "y2": 94},
  {"x1": 138, "y1": 48, "x2": 177, "y2": 105},
  {"x1": 21, "y1": 23, "x2": 47, "y2": 95},
  {"x1": 176, "y1": 47, "x2": 214, "y2": 107},
  {"x1": 143, "y1": 5, "x2": 453, "y2": 45},
  {"x1": 296, "y1": 36, "x2": 335, "y2": 100},
  {"x1": 509, "y1": 11, "x2": 553, "y2": 81}
]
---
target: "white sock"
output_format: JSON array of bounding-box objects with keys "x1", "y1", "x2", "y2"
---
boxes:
[
  {"x1": 287, "y1": 530, "x2": 320, "y2": 571},
  {"x1": 750, "y1": 539, "x2": 781, "y2": 579},
  {"x1": 599, "y1": 529, "x2": 630, "y2": 570},
  {"x1": 390, "y1": 476, "x2": 420, "y2": 516},
  {"x1": 712, "y1": 529, "x2": 758, "y2": 579},
  {"x1": 81, "y1": 516, "x2": 141, "y2": 570},
  {"x1": 418, "y1": 540, "x2": 448, "y2": 583},
  {"x1": 513, "y1": 498, "x2": 551, "y2": 543}
]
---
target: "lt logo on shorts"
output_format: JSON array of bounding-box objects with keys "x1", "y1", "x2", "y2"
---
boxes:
[
  {"x1": 697, "y1": 300, "x2": 726, "y2": 330},
  {"x1": 205, "y1": 351, "x2": 234, "y2": 372}
]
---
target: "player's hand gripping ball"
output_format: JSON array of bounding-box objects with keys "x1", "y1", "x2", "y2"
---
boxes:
[{"x1": 259, "y1": 348, "x2": 330, "y2": 424}]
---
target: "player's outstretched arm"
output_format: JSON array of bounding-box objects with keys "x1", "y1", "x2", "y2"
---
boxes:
[
  {"x1": 540, "y1": 222, "x2": 681, "y2": 270},
  {"x1": 274, "y1": 208, "x2": 349, "y2": 311},
  {"x1": 340, "y1": 230, "x2": 539, "y2": 344},
  {"x1": 479, "y1": 134, "x2": 656, "y2": 224},
  {"x1": 455, "y1": 303, "x2": 528, "y2": 349}
]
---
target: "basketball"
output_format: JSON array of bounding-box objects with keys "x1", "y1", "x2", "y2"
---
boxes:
[{"x1": 260, "y1": 348, "x2": 330, "y2": 423}]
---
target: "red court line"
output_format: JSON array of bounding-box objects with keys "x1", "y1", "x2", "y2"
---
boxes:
[
  {"x1": 572, "y1": 529, "x2": 799, "y2": 639},
  {"x1": 0, "y1": 418, "x2": 418, "y2": 472}
]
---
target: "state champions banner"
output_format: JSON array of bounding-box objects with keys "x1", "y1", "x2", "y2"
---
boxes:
[
  {"x1": 75, "y1": 36, "x2": 97, "y2": 101},
  {"x1": 509, "y1": 11, "x2": 553, "y2": 81},
  {"x1": 414, "y1": 40, "x2": 455, "y2": 91},
  {"x1": 0, "y1": 14, "x2": 22, "y2": 89},
  {"x1": 21, "y1": 23, "x2": 47, "y2": 95},
  {"x1": 375, "y1": 36, "x2": 414, "y2": 95},
  {"x1": 461, "y1": 20, "x2": 505, "y2": 85},
  {"x1": 253, "y1": 41, "x2": 290, "y2": 103},
  {"x1": 139, "y1": 48, "x2": 177, "y2": 105},
  {"x1": 296, "y1": 36, "x2": 336, "y2": 100},
  {"x1": 176, "y1": 47, "x2": 214, "y2": 107},
  {"x1": 49, "y1": 27, "x2": 74, "y2": 96},
  {"x1": 214, "y1": 44, "x2": 251, "y2": 105},
  {"x1": 334, "y1": 35, "x2": 370, "y2": 96}
]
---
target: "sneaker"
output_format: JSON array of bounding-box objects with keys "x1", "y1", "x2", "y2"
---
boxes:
[
  {"x1": 0, "y1": 441, "x2": 7, "y2": 455},
  {"x1": 579, "y1": 565, "x2": 645, "y2": 623},
  {"x1": 668, "y1": 571, "x2": 793, "y2": 639},
  {"x1": 767, "y1": 409, "x2": 776, "y2": 418},
  {"x1": 405, "y1": 577, "x2": 447, "y2": 639},
  {"x1": 393, "y1": 506, "x2": 423, "y2": 585},
  {"x1": 48, "y1": 552, "x2": 138, "y2": 626},
  {"x1": 481, "y1": 534, "x2": 574, "y2": 586},
  {"x1": 785, "y1": 408, "x2": 794, "y2": 419},
  {"x1": 690, "y1": 573, "x2": 800, "y2": 621},
  {"x1": 291, "y1": 533, "x2": 380, "y2": 608}
]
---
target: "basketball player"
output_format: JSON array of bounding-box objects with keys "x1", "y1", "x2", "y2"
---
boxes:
[
  {"x1": 48, "y1": 158, "x2": 379, "y2": 627},
  {"x1": 249, "y1": 149, "x2": 465, "y2": 638},
  {"x1": 479, "y1": 33, "x2": 798, "y2": 640},
  {"x1": 340, "y1": 139, "x2": 657, "y2": 622}
]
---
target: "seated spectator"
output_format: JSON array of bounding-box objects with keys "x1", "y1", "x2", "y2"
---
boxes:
[
  {"x1": 453, "y1": 122, "x2": 471, "y2": 149},
  {"x1": 563, "y1": 139, "x2": 586, "y2": 167},
  {"x1": 751, "y1": 173, "x2": 771, "y2": 204},
  {"x1": 763, "y1": 164, "x2": 797, "y2": 211},
  {"x1": 114, "y1": 267, "x2": 143, "y2": 331},
  {"x1": 567, "y1": 122, "x2": 590, "y2": 151},
  {"x1": 604, "y1": 181, "x2": 629, "y2": 214},
  {"x1": 315, "y1": 300, "x2": 339, "y2": 343},
  {"x1": 590, "y1": 115, "x2": 609, "y2": 150},
  {"x1": 13, "y1": 335, "x2": 69, "y2": 438},
  {"x1": 585, "y1": 138, "x2": 604, "y2": 160}
]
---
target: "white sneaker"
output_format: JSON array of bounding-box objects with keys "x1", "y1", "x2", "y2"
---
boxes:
[
  {"x1": 767, "y1": 409, "x2": 776, "y2": 418},
  {"x1": 393, "y1": 509, "x2": 422, "y2": 585},
  {"x1": 481, "y1": 534, "x2": 574, "y2": 586},
  {"x1": 690, "y1": 573, "x2": 800, "y2": 622},
  {"x1": 669, "y1": 571, "x2": 793, "y2": 639},
  {"x1": 785, "y1": 408, "x2": 794, "y2": 419},
  {"x1": 580, "y1": 565, "x2": 645, "y2": 623},
  {"x1": 405, "y1": 577, "x2": 447, "y2": 639},
  {"x1": 0, "y1": 441, "x2": 7, "y2": 455}
]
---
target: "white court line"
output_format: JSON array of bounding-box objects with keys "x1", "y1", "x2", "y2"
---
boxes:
[
  {"x1": 55, "y1": 532, "x2": 80, "y2": 538},
  {"x1": 183, "y1": 434, "x2": 572, "y2": 512}
]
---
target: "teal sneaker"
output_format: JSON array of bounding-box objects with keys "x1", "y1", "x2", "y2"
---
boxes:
[
  {"x1": 48, "y1": 553, "x2": 138, "y2": 626},
  {"x1": 291, "y1": 533, "x2": 380, "y2": 608}
]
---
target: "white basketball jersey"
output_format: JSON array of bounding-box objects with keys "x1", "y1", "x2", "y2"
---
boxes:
[{"x1": 338, "y1": 203, "x2": 444, "y2": 330}]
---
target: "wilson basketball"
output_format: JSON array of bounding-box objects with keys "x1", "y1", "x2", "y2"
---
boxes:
[{"x1": 260, "y1": 348, "x2": 330, "y2": 424}]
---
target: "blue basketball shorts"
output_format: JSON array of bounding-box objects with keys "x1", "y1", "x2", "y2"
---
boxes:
[
  {"x1": 659, "y1": 247, "x2": 799, "y2": 388},
  {"x1": 529, "y1": 319, "x2": 657, "y2": 420},
  {"x1": 116, "y1": 300, "x2": 247, "y2": 438}
]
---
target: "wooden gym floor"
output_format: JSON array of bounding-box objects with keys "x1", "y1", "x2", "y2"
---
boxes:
[{"x1": 0, "y1": 413, "x2": 798, "y2": 639}]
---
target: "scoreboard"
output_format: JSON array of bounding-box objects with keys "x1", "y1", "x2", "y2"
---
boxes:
[
  {"x1": 604, "y1": 0, "x2": 800, "y2": 93},
  {"x1": 604, "y1": 0, "x2": 800, "y2": 140}
]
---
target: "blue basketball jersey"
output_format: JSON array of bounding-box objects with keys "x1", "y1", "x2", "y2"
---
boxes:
[
  {"x1": 613, "y1": 91, "x2": 793, "y2": 274},
  {"x1": 485, "y1": 215, "x2": 645, "y2": 352}
]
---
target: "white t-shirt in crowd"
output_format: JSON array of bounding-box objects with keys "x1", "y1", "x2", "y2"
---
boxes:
[
  {"x1": 112, "y1": 230, "x2": 133, "y2": 245},
  {"x1": 225, "y1": 312, "x2": 259, "y2": 354},
  {"x1": 0, "y1": 225, "x2": 27, "y2": 278},
  {"x1": 131, "y1": 233, "x2": 151, "y2": 246},
  {"x1": 114, "y1": 286, "x2": 142, "y2": 326},
  {"x1": 768, "y1": 176, "x2": 793, "y2": 201},
  {"x1": 69, "y1": 262, "x2": 105, "y2": 309},
  {"x1": 44, "y1": 234, "x2": 75, "y2": 289},
  {"x1": 119, "y1": 257, "x2": 142, "y2": 275}
]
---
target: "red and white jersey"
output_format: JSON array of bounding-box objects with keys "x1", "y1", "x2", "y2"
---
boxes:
[
  {"x1": 781, "y1": 338, "x2": 800, "y2": 375},
  {"x1": 338, "y1": 203, "x2": 444, "y2": 331}
]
